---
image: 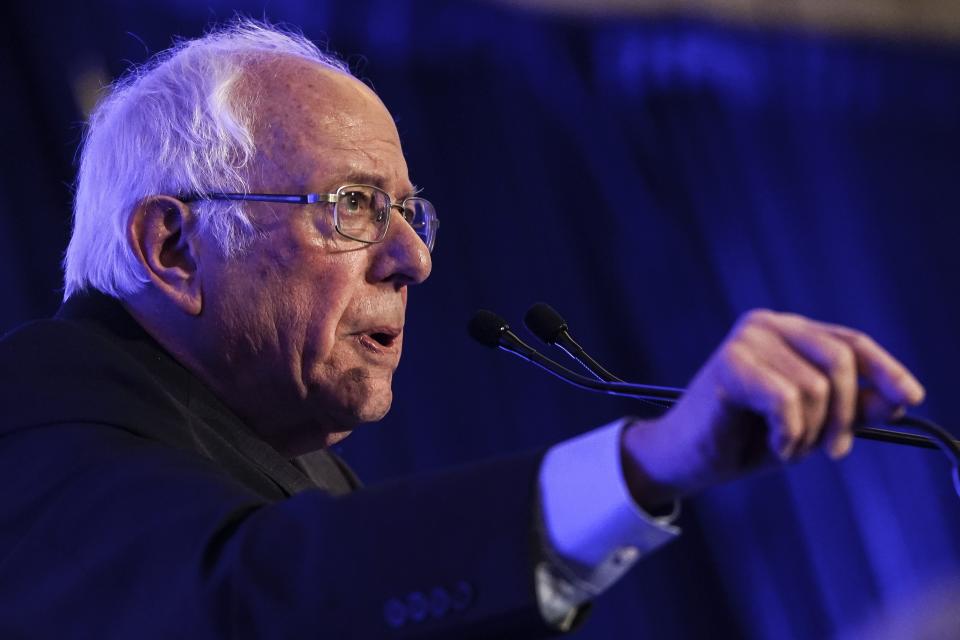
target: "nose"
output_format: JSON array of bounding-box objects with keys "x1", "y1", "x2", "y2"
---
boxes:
[{"x1": 369, "y1": 209, "x2": 432, "y2": 287}]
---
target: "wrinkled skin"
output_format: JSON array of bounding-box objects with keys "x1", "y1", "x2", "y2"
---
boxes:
[{"x1": 127, "y1": 57, "x2": 431, "y2": 457}]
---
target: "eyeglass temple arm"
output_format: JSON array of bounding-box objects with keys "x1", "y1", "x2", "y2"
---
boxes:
[{"x1": 180, "y1": 193, "x2": 337, "y2": 204}]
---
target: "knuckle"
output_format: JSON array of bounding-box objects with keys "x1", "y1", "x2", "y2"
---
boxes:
[
  {"x1": 774, "y1": 384, "x2": 801, "y2": 416},
  {"x1": 848, "y1": 330, "x2": 875, "y2": 352},
  {"x1": 825, "y1": 345, "x2": 856, "y2": 377},
  {"x1": 732, "y1": 322, "x2": 762, "y2": 346},
  {"x1": 806, "y1": 373, "x2": 830, "y2": 399},
  {"x1": 720, "y1": 340, "x2": 751, "y2": 369},
  {"x1": 740, "y1": 308, "x2": 775, "y2": 328}
]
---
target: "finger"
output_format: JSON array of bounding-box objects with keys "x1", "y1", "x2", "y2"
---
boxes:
[
  {"x1": 752, "y1": 313, "x2": 858, "y2": 460},
  {"x1": 720, "y1": 342, "x2": 806, "y2": 461},
  {"x1": 737, "y1": 322, "x2": 832, "y2": 456},
  {"x1": 857, "y1": 387, "x2": 907, "y2": 425},
  {"x1": 815, "y1": 322, "x2": 924, "y2": 406}
]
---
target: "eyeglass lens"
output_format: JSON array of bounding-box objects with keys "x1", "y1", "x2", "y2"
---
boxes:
[{"x1": 336, "y1": 185, "x2": 437, "y2": 251}]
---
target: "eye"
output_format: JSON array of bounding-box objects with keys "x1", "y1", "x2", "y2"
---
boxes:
[
  {"x1": 403, "y1": 200, "x2": 427, "y2": 227},
  {"x1": 341, "y1": 190, "x2": 370, "y2": 214}
]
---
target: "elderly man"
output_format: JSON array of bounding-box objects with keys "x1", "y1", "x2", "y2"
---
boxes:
[{"x1": 0, "y1": 21, "x2": 924, "y2": 639}]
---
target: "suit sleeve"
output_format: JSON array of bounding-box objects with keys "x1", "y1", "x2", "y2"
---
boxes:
[{"x1": 0, "y1": 422, "x2": 560, "y2": 639}]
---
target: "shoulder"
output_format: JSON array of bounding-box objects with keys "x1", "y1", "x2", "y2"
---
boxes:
[{"x1": 0, "y1": 315, "x2": 190, "y2": 445}]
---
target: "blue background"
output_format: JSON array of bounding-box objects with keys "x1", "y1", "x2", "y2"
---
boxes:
[{"x1": 3, "y1": 1, "x2": 960, "y2": 637}]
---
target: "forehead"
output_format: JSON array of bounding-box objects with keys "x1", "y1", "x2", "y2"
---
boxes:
[{"x1": 243, "y1": 56, "x2": 410, "y2": 193}]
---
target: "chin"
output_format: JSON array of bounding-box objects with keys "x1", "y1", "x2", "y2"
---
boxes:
[
  {"x1": 354, "y1": 389, "x2": 393, "y2": 424},
  {"x1": 256, "y1": 376, "x2": 395, "y2": 456},
  {"x1": 298, "y1": 394, "x2": 389, "y2": 452},
  {"x1": 330, "y1": 366, "x2": 395, "y2": 424},
  {"x1": 302, "y1": 366, "x2": 395, "y2": 433}
]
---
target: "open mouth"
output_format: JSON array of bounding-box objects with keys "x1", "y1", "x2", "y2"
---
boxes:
[
  {"x1": 369, "y1": 331, "x2": 397, "y2": 348},
  {"x1": 356, "y1": 326, "x2": 402, "y2": 353}
]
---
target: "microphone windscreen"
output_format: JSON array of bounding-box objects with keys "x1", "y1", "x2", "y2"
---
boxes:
[
  {"x1": 524, "y1": 303, "x2": 567, "y2": 345},
  {"x1": 468, "y1": 310, "x2": 510, "y2": 348}
]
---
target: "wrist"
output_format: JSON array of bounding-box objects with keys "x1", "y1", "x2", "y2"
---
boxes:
[{"x1": 619, "y1": 419, "x2": 690, "y2": 510}]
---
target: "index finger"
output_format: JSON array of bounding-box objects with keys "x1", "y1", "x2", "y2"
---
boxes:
[{"x1": 816, "y1": 322, "x2": 924, "y2": 406}]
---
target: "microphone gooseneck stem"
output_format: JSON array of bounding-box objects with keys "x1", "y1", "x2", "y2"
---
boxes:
[
  {"x1": 497, "y1": 313, "x2": 958, "y2": 454},
  {"x1": 473, "y1": 306, "x2": 960, "y2": 497},
  {"x1": 494, "y1": 329, "x2": 685, "y2": 403},
  {"x1": 554, "y1": 330, "x2": 623, "y2": 383}
]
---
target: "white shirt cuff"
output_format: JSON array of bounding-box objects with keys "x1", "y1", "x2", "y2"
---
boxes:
[{"x1": 538, "y1": 417, "x2": 681, "y2": 596}]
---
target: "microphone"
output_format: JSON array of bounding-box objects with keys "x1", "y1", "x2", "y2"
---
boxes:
[
  {"x1": 468, "y1": 310, "x2": 683, "y2": 403},
  {"x1": 471, "y1": 306, "x2": 960, "y2": 498},
  {"x1": 524, "y1": 303, "x2": 623, "y2": 383},
  {"x1": 470, "y1": 307, "x2": 960, "y2": 456},
  {"x1": 521, "y1": 303, "x2": 960, "y2": 452}
]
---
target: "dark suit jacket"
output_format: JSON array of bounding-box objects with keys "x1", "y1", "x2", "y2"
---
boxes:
[{"x1": 0, "y1": 292, "x2": 558, "y2": 639}]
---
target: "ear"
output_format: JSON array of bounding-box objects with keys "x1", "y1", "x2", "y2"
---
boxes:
[{"x1": 127, "y1": 195, "x2": 203, "y2": 315}]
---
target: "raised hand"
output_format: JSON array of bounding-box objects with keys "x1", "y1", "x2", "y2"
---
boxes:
[{"x1": 621, "y1": 309, "x2": 925, "y2": 508}]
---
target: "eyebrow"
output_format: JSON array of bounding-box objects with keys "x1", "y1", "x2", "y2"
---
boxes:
[{"x1": 339, "y1": 171, "x2": 420, "y2": 200}]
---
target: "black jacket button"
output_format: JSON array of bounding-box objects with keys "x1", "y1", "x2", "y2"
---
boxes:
[
  {"x1": 384, "y1": 598, "x2": 407, "y2": 628},
  {"x1": 451, "y1": 581, "x2": 475, "y2": 611},
  {"x1": 428, "y1": 587, "x2": 451, "y2": 618},
  {"x1": 406, "y1": 591, "x2": 429, "y2": 622}
]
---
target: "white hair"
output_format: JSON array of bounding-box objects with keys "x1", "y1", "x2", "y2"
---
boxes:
[{"x1": 63, "y1": 19, "x2": 350, "y2": 299}]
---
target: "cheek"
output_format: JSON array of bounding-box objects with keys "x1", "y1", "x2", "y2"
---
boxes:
[
  {"x1": 263, "y1": 245, "x2": 352, "y2": 360},
  {"x1": 295, "y1": 278, "x2": 353, "y2": 363},
  {"x1": 205, "y1": 264, "x2": 280, "y2": 356},
  {"x1": 210, "y1": 254, "x2": 339, "y2": 382}
]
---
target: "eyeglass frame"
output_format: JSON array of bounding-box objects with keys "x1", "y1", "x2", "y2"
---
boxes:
[{"x1": 179, "y1": 183, "x2": 439, "y2": 252}]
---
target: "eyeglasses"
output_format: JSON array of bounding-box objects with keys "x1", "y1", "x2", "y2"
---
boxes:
[{"x1": 181, "y1": 184, "x2": 439, "y2": 252}]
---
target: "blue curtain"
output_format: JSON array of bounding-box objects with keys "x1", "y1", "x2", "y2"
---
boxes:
[{"x1": 4, "y1": 1, "x2": 960, "y2": 637}]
